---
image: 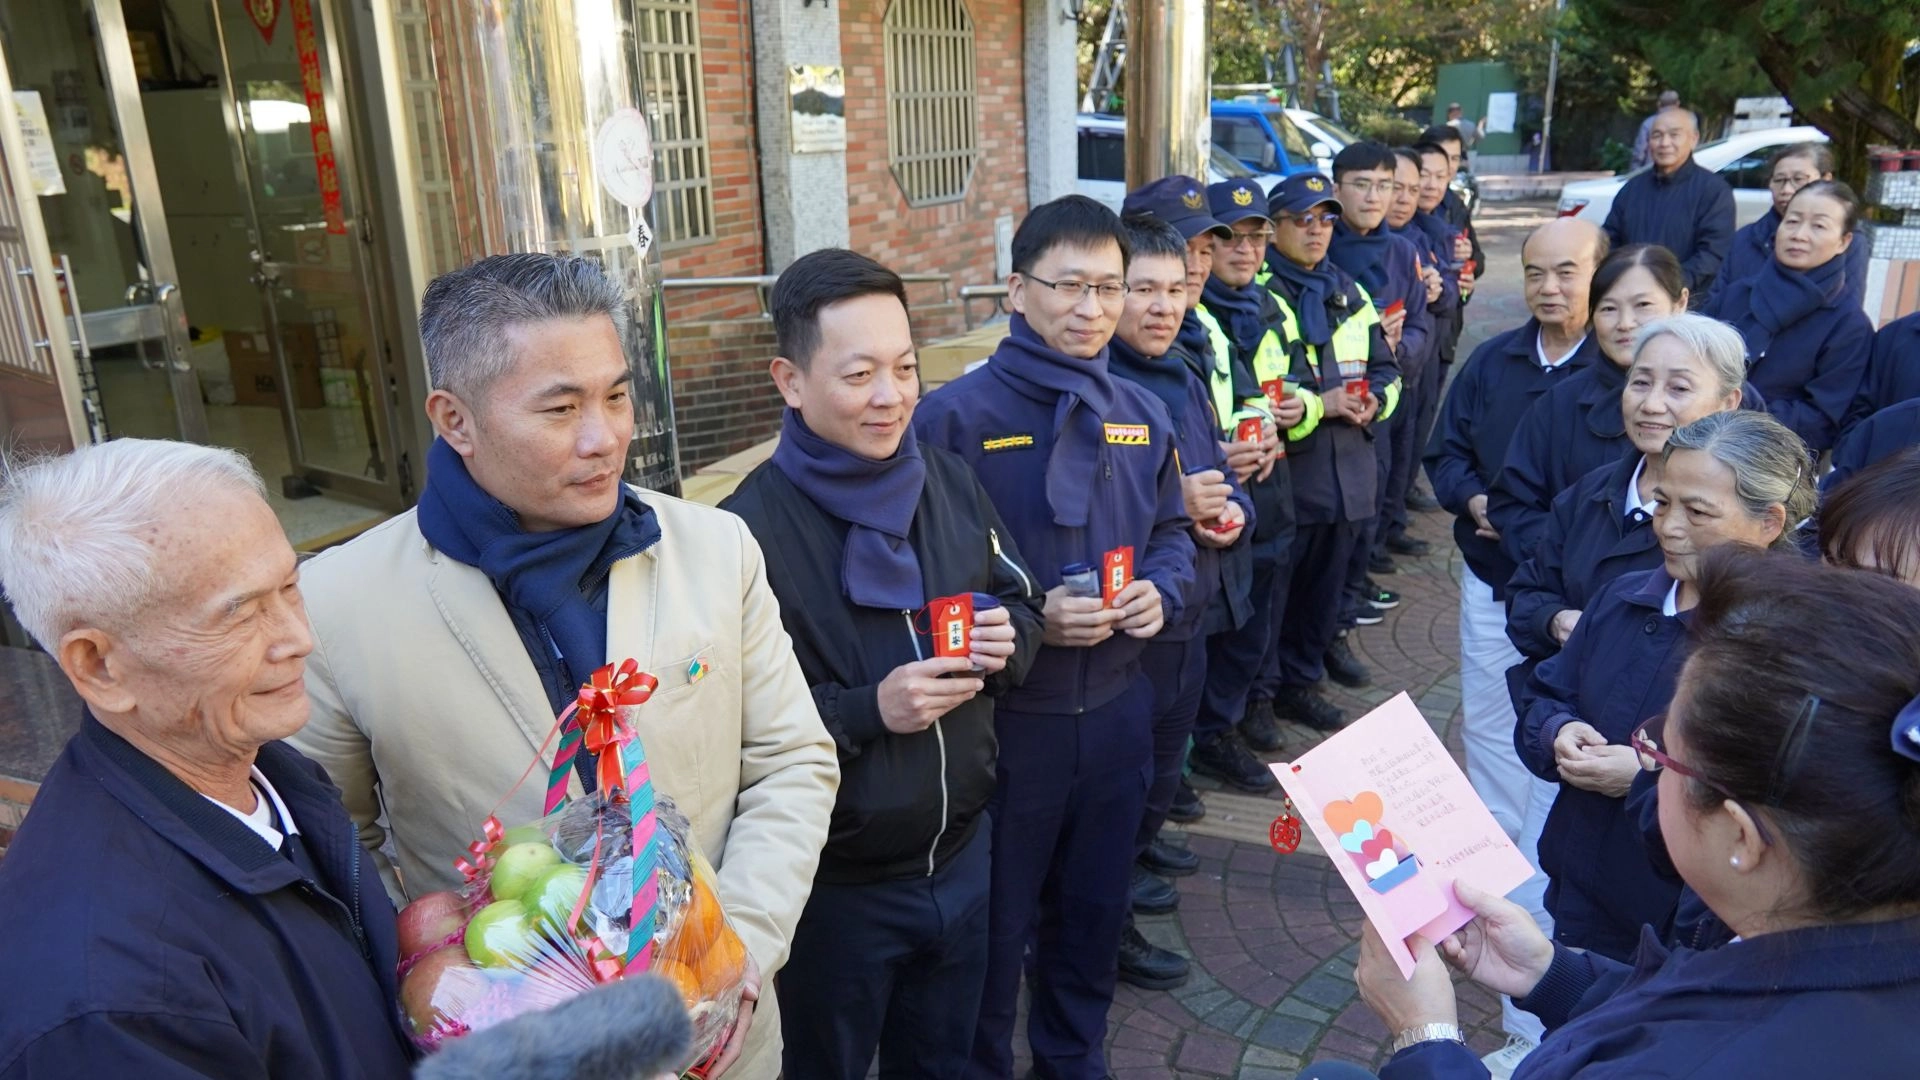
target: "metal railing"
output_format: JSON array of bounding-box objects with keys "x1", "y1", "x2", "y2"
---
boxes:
[{"x1": 960, "y1": 283, "x2": 1009, "y2": 328}]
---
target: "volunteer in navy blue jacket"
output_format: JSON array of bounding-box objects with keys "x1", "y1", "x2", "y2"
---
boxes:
[
  {"x1": 1350, "y1": 547, "x2": 1920, "y2": 1080},
  {"x1": 1108, "y1": 213, "x2": 1255, "y2": 989},
  {"x1": 1381, "y1": 146, "x2": 1453, "y2": 557},
  {"x1": 1422, "y1": 216, "x2": 1605, "y2": 1055},
  {"x1": 1327, "y1": 142, "x2": 1427, "y2": 607},
  {"x1": 0, "y1": 441, "x2": 416, "y2": 1078},
  {"x1": 1848, "y1": 309, "x2": 1920, "y2": 427},
  {"x1": 1411, "y1": 141, "x2": 1477, "y2": 484},
  {"x1": 1488, "y1": 245, "x2": 1691, "y2": 562},
  {"x1": 1261, "y1": 171, "x2": 1401, "y2": 733},
  {"x1": 912, "y1": 195, "x2": 1197, "y2": 1080},
  {"x1": 1704, "y1": 141, "x2": 1867, "y2": 312},
  {"x1": 1707, "y1": 180, "x2": 1872, "y2": 453},
  {"x1": 719, "y1": 249, "x2": 1045, "y2": 1080},
  {"x1": 1506, "y1": 315, "x2": 1748, "y2": 664},
  {"x1": 1600, "y1": 107, "x2": 1735, "y2": 300},
  {"x1": 1822, "y1": 446, "x2": 1920, "y2": 585},
  {"x1": 1194, "y1": 177, "x2": 1306, "y2": 779},
  {"x1": 1515, "y1": 411, "x2": 1814, "y2": 962},
  {"x1": 1828, "y1": 397, "x2": 1920, "y2": 491}
]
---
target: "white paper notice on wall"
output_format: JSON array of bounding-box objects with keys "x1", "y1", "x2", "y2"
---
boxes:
[
  {"x1": 1484, "y1": 93, "x2": 1517, "y2": 135},
  {"x1": 12, "y1": 91, "x2": 66, "y2": 196},
  {"x1": 595, "y1": 107, "x2": 654, "y2": 209}
]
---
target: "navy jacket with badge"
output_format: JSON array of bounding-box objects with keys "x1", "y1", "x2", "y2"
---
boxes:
[
  {"x1": 1516, "y1": 568, "x2": 1686, "y2": 961},
  {"x1": 1707, "y1": 208, "x2": 1869, "y2": 312},
  {"x1": 1601, "y1": 159, "x2": 1736, "y2": 296},
  {"x1": 1381, "y1": 917, "x2": 1920, "y2": 1080},
  {"x1": 1424, "y1": 320, "x2": 1599, "y2": 598},
  {"x1": 1708, "y1": 272, "x2": 1872, "y2": 452},
  {"x1": 1826, "y1": 398, "x2": 1920, "y2": 492},
  {"x1": 1331, "y1": 220, "x2": 1435, "y2": 383},
  {"x1": 913, "y1": 326, "x2": 1197, "y2": 715},
  {"x1": 1198, "y1": 283, "x2": 1298, "y2": 552},
  {"x1": 1165, "y1": 313, "x2": 1259, "y2": 637},
  {"x1": 1848, "y1": 309, "x2": 1920, "y2": 426},
  {"x1": 0, "y1": 715, "x2": 416, "y2": 1079},
  {"x1": 1505, "y1": 451, "x2": 1661, "y2": 661},
  {"x1": 1265, "y1": 266, "x2": 1401, "y2": 525}
]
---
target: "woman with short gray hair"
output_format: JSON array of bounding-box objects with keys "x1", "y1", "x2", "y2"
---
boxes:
[
  {"x1": 1508, "y1": 410, "x2": 1814, "y2": 961},
  {"x1": 1506, "y1": 313, "x2": 1751, "y2": 660}
]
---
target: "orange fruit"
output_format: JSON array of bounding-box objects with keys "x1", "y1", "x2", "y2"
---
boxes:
[
  {"x1": 671, "y1": 879, "x2": 724, "y2": 959},
  {"x1": 697, "y1": 925, "x2": 748, "y2": 994},
  {"x1": 648, "y1": 957, "x2": 702, "y2": 1008}
]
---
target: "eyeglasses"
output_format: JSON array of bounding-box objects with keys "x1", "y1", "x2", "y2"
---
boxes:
[
  {"x1": 1633, "y1": 712, "x2": 1775, "y2": 847},
  {"x1": 1225, "y1": 228, "x2": 1274, "y2": 251},
  {"x1": 1021, "y1": 274, "x2": 1127, "y2": 304},
  {"x1": 1769, "y1": 174, "x2": 1820, "y2": 190},
  {"x1": 1339, "y1": 179, "x2": 1391, "y2": 197},
  {"x1": 1277, "y1": 211, "x2": 1340, "y2": 229}
]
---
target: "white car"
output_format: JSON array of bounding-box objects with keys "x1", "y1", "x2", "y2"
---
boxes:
[
  {"x1": 1284, "y1": 108, "x2": 1358, "y2": 176},
  {"x1": 1556, "y1": 125, "x2": 1828, "y2": 229},
  {"x1": 1076, "y1": 113, "x2": 1281, "y2": 215}
]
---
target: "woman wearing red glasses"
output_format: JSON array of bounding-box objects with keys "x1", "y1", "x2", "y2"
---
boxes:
[{"x1": 1339, "y1": 544, "x2": 1920, "y2": 1080}]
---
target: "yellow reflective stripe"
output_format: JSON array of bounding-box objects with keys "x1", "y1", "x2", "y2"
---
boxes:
[
  {"x1": 1194, "y1": 305, "x2": 1238, "y2": 433},
  {"x1": 1289, "y1": 388, "x2": 1325, "y2": 441},
  {"x1": 1378, "y1": 377, "x2": 1403, "y2": 422}
]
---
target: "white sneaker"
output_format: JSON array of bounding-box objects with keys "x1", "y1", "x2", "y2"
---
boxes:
[{"x1": 1481, "y1": 1033, "x2": 1538, "y2": 1080}]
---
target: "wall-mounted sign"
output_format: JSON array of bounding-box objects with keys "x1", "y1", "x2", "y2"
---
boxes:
[
  {"x1": 11, "y1": 91, "x2": 65, "y2": 196},
  {"x1": 789, "y1": 65, "x2": 846, "y2": 154},
  {"x1": 594, "y1": 107, "x2": 655, "y2": 209}
]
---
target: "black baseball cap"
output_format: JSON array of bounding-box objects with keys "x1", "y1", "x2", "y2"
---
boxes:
[
  {"x1": 1267, "y1": 172, "x2": 1344, "y2": 218},
  {"x1": 1123, "y1": 175, "x2": 1232, "y2": 240},
  {"x1": 1206, "y1": 179, "x2": 1271, "y2": 228}
]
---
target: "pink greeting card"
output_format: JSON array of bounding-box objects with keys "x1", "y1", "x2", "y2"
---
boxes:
[{"x1": 1270, "y1": 692, "x2": 1535, "y2": 977}]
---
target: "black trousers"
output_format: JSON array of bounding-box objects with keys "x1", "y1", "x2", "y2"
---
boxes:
[
  {"x1": 1196, "y1": 535, "x2": 1289, "y2": 737},
  {"x1": 1136, "y1": 635, "x2": 1208, "y2": 853},
  {"x1": 780, "y1": 822, "x2": 992, "y2": 1080},
  {"x1": 1385, "y1": 356, "x2": 1442, "y2": 542},
  {"x1": 1276, "y1": 520, "x2": 1362, "y2": 688}
]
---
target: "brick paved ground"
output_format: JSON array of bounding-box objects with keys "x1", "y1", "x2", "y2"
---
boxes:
[{"x1": 996, "y1": 202, "x2": 1559, "y2": 1079}]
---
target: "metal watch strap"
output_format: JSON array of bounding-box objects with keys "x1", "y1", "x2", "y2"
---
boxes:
[{"x1": 1390, "y1": 1022, "x2": 1465, "y2": 1055}]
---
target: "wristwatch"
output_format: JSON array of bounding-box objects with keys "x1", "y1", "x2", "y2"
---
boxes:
[{"x1": 1390, "y1": 1022, "x2": 1465, "y2": 1054}]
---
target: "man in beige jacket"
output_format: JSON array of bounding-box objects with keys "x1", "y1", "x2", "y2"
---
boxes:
[{"x1": 292, "y1": 253, "x2": 838, "y2": 1080}]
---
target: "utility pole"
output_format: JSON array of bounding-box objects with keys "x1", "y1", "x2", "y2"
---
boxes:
[{"x1": 1540, "y1": 0, "x2": 1566, "y2": 172}]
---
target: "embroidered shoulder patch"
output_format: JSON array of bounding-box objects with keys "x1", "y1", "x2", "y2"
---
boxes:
[
  {"x1": 982, "y1": 434, "x2": 1035, "y2": 453},
  {"x1": 1104, "y1": 423, "x2": 1151, "y2": 446}
]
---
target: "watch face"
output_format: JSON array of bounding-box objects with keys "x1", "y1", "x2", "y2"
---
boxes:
[{"x1": 594, "y1": 108, "x2": 655, "y2": 209}]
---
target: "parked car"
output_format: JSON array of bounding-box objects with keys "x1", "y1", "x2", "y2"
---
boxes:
[
  {"x1": 1076, "y1": 113, "x2": 1280, "y2": 214},
  {"x1": 1556, "y1": 125, "x2": 1828, "y2": 229},
  {"x1": 1284, "y1": 108, "x2": 1357, "y2": 175},
  {"x1": 1211, "y1": 100, "x2": 1328, "y2": 179}
]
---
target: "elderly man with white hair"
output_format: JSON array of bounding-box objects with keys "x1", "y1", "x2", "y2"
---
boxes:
[{"x1": 0, "y1": 440, "x2": 417, "y2": 1077}]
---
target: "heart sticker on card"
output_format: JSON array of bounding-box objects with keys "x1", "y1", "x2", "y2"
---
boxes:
[
  {"x1": 1361, "y1": 829, "x2": 1395, "y2": 861},
  {"x1": 1338, "y1": 818, "x2": 1377, "y2": 852},
  {"x1": 1365, "y1": 851, "x2": 1401, "y2": 879},
  {"x1": 1323, "y1": 792, "x2": 1384, "y2": 836}
]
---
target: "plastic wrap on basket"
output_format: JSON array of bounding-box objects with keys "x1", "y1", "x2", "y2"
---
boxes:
[{"x1": 395, "y1": 661, "x2": 748, "y2": 1076}]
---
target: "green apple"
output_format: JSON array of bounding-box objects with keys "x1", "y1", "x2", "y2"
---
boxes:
[
  {"x1": 463, "y1": 899, "x2": 534, "y2": 968},
  {"x1": 525, "y1": 864, "x2": 591, "y2": 935},
  {"x1": 487, "y1": 842, "x2": 562, "y2": 902},
  {"x1": 500, "y1": 824, "x2": 548, "y2": 847}
]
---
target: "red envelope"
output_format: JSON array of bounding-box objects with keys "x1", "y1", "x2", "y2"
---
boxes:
[
  {"x1": 1101, "y1": 546, "x2": 1134, "y2": 607},
  {"x1": 926, "y1": 595, "x2": 974, "y2": 659}
]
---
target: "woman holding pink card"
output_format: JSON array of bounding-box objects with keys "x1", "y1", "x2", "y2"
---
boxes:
[{"x1": 1346, "y1": 547, "x2": 1920, "y2": 1080}]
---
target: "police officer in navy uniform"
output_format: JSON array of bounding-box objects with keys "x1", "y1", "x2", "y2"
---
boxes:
[
  {"x1": 1191, "y1": 176, "x2": 1302, "y2": 786},
  {"x1": 1105, "y1": 204, "x2": 1256, "y2": 990},
  {"x1": 912, "y1": 194, "x2": 1197, "y2": 1080},
  {"x1": 1259, "y1": 172, "x2": 1401, "y2": 733}
]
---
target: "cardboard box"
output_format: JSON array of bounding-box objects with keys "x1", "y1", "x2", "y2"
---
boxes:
[{"x1": 227, "y1": 327, "x2": 326, "y2": 410}]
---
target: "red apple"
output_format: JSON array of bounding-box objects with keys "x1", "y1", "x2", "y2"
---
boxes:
[
  {"x1": 399, "y1": 947, "x2": 488, "y2": 1036},
  {"x1": 397, "y1": 890, "x2": 470, "y2": 962}
]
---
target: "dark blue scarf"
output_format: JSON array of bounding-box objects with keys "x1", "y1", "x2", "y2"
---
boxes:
[
  {"x1": 1411, "y1": 209, "x2": 1457, "y2": 266},
  {"x1": 1260, "y1": 251, "x2": 1344, "y2": 347},
  {"x1": 769, "y1": 407, "x2": 927, "y2": 610},
  {"x1": 1328, "y1": 218, "x2": 1393, "y2": 298},
  {"x1": 415, "y1": 438, "x2": 658, "y2": 698},
  {"x1": 990, "y1": 313, "x2": 1116, "y2": 528},
  {"x1": 1172, "y1": 309, "x2": 1217, "y2": 382},
  {"x1": 1200, "y1": 275, "x2": 1271, "y2": 360},
  {"x1": 1734, "y1": 252, "x2": 1849, "y2": 360},
  {"x1": 1108, "y1": 332, "x2": 1191, "y2": 424}
]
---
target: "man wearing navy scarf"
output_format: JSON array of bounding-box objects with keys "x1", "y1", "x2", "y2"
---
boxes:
[
  {"x1": 1385, "y1": 145, "x2": 1456, "y2": 559},
  {"x1": 1602, "y1": 107, "x2": 1735, "y2": 302},
  {"x1": 722, "y1": 250, "x2": 1043, "y2": 1080},
  {"x1": 913, "y1": 195, "x2": 1196, "y2": 1080},
  {"x1": 1259, "y1": 172, "x2": 1400, "y2": 735},
  {"x1": 1105, "y1": 208, "x2": 1256, "y2": 991}
]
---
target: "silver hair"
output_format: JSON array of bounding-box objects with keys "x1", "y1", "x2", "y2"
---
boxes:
[
  {"x1": 0, "y1": 439, "x2": 264, "y2": 649},
  {"x1": 1663, "y1": 411, "x2": 1817, "y2": 549},
  {"x1": 1632, "y1": 313, "x2": 1749, "y2": 399},
  {"x1": 419, "y1": 253, "x2": 630, "y2": 401}
]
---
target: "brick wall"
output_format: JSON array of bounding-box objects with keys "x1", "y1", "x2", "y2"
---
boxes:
[
  {"x1": 840, "y1": 0, "x2": 1028, "y2": 342},
  {"x1": 667, "y1": 316, "x2": 784, "y2": 469}
]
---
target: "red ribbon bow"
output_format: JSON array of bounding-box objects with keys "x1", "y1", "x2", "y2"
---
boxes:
[
  {"x1": 576, "y1": 659, "x2": 659, "y2": 797},
  {"x1": 455, "y1": 815, "x2": 506, "y2": 882}
]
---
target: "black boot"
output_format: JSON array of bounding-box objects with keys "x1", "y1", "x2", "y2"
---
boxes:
[
  {"x1": 1188, "y1": 732, "x2": 1278, "y2": 793},
  {"x1": 1117, "y1": 921, "x2": 1191, "y2": 990},
  {"x1": 1139, "y1": 838, "x2": 1200, "y2": 877},
  {"x1": 1273, "y1": 685, "x2": 1347, "y2": 732},
  {"x1": 1386, "y1": 532, "x2": 1432, "y2": 556},
  {"x1": 1239, "y1": 701, "x2": 1285, "y2": 753},
  {"x1": 1166, "y1": 781, "x2": 1205, "y2": 823},
  {"x1": 1369, "y1": 549, "x2": 1399, "y2": 575},
  {"x1": 1323, "y1": 634, "x2": 1373, "y2": 688},
  {"x1": 1131, "y1": 865, "x2": 1179, "y2": 915}
]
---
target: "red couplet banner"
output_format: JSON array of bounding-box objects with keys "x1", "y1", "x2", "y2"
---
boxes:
[{"x1": 290, "y1": 0, "x2": 347, "y2": 235}]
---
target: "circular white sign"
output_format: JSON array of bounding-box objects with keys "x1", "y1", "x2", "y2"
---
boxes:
[{"x1": 594, "y1": 107, "x2": 654, "y2": 209}]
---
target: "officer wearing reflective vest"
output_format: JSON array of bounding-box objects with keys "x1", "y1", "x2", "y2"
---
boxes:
[
  {"x1": 1257, "y1": 171, "x2": 1401, "y2": 733},
  {"x1": 1191, "y1": 176, "x2": 1304, "y2": 793}
]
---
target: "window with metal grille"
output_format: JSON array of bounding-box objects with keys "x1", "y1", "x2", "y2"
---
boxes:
[
  {"x1": 634, "y1": 0, "x2": 716, "y2": 247},
  {"x1": 884, "y1": 0, "x2": 978, "y2": 207}
]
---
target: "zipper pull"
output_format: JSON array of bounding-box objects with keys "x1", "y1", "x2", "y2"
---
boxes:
[{"x1": 989, "y1": 528, "x2": 1002, "y2": 556}]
